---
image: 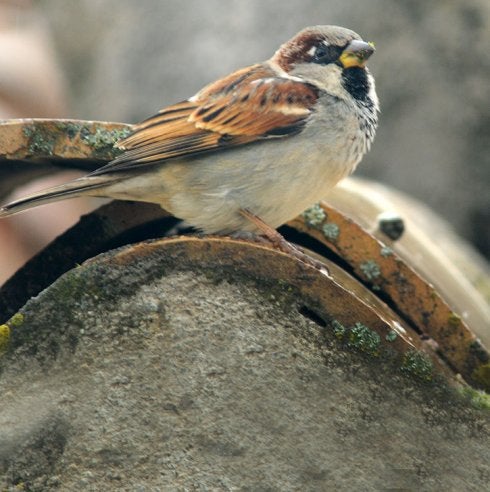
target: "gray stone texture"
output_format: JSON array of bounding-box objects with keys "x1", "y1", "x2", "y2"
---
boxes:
[{"x1": 0, "y1": 244, "x2": 488, "y2": 490}]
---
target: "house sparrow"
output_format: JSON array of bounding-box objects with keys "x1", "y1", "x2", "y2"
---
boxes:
[{"x1": 0, "y1": 25, "x2": 378, "y2": 243}]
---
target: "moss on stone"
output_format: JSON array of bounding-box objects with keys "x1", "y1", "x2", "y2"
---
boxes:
[
  {"x1": 10, "y1": 312, "x2": 24, "y2": 327},
  {"x1": 0, "y1": 323, "x2": 10, "y2": 352},
  {"x1": 331, "y1": 320, "x2": 346, "y2": 340},
  {"x1": 459, "y1": 386, "x2": 490, "y2": 411},
  {"x1": 347, "y1": 322, "x2": 381, "y2": 356},
  {"x1": 401, "y1": 350, "x2": 433, "y2": 381}
]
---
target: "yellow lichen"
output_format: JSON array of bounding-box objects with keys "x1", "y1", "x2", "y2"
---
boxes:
[
  {"x1": 460, "y1": 386, "x2": 490, "y2": 410},
  {"x1": 0, "y1": 323, "x2": 10, "y2": 352},
  {"x1": 9, "y1": 312, "x2": 24, "y2": 327},
  {"x1": 448, "y1": 312, "x2": 461, "y2": 326}
]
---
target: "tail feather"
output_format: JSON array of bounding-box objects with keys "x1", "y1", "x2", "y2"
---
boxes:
[{"x1": 0, "y1": 176, "x2": 115, "y2": 218}]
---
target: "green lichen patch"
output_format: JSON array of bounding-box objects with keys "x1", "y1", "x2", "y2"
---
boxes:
[
  {"x1": 329, "y1": 320, "x2": 381, "y2": 356},
  {"x1": 22, "y1": 124, "x2": 56, "y2": 156},
  {"x1": 401, "y1": 350, "x2": 433, "y2": 381},
  {"x1": 385, "y1": 330, "x2": 398, "y2": 342},
  {"x1": 51, "y1": 269, "x2": 93, "y2": 306},
  {"x1": 302, "y1": 203, "x2": 326, "y2": 228},
  {"x1": 80, "y1": 126, "x2": 132, "y2": 157},
  {"x1": 331, "y1": 319, "x2": 346, "y2": 340},
  {"x1": 360, "y1": 260, "x2": 381, "y2": 281},
  {"x1": 347, "y1": 322, "x2": 381, "y2": 356},
  {"x1": 380, "y1": 246, "x2": 393, "y2": 257},
  {"x1": 55, "y1": 121, "x2": 83, "y2": 140},
  {"x1": 322, "y1": 222, "x2": 340, "y2": 241}
]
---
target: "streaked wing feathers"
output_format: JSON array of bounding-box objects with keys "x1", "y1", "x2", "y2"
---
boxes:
[{"x1": 92, "y1": 64, "x2": 318, "y2": 175}]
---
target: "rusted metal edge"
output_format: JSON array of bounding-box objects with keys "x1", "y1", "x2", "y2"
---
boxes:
[
  {"x1": 0, "y1": 201, "x2": 172, "y2": 322},
  {"x1": 0, "y1": 119, "x2": 133, "y2": 201},
  {"x1": 0, "y1": 118, "x2": 132, "y2": 162},
  {"x1": 327, "y1": 178, "x2": 490, "y2": 344},
  {"x1": 289, "y1": 203, "x2": 490, "y2": 390}
]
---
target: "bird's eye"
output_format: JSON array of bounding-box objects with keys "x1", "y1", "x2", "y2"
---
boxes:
[{"x1": 312, "y1": 43, "x2": 343, "y2": 65}]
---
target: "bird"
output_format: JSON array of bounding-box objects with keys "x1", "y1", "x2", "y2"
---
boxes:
[{"x1": 0, "y1": 25, "x2": 378, "y2": 252}]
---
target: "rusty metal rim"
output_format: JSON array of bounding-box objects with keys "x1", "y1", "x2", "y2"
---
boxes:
[
  {"x1": 288, "y1": 203, "x2": 489, "y2": 390},
  {"x1": 0, "y1": 118, "x2": 131, "y2": 162}
]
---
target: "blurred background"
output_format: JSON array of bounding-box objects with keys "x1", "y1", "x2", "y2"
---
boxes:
[{"x1": 0, "y1": 0, "x2": 489, "y2": 283}]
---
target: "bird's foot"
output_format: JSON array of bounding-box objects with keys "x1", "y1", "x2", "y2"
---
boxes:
[{"x1": 239, "y1": 208, "x2": 330, "y2": 275}]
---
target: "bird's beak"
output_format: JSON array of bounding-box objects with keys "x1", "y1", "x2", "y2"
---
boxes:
[{"x1": 339, "y1": 40, "x2": 375, "y2": 68}]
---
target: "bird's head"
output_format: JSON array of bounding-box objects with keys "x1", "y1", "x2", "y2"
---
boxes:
[{"x1": 272, "y1": 25, "x2": 376, "y2": 104}]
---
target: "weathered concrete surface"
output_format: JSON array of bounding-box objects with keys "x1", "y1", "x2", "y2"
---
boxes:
[{"x1": 0, "y1": 240, "x2": 488, "y2": 491}]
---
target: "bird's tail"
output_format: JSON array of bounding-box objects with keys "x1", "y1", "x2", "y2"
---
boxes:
[{"x1": 0, "y1": 175, "x2": 117, "y2": 218}]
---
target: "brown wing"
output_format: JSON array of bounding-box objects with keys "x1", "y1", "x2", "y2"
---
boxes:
[{"x1": 91, "y1": 64, "x2": 318, "y2": 175}]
